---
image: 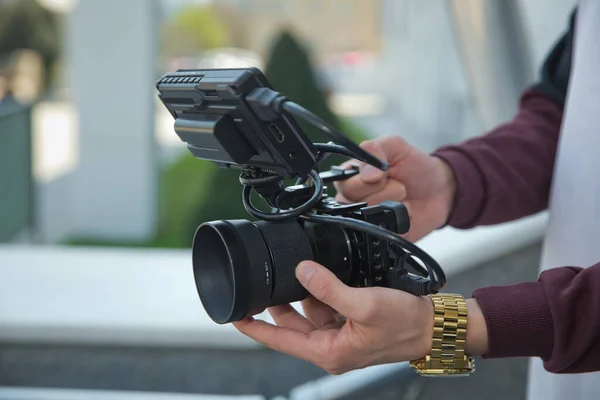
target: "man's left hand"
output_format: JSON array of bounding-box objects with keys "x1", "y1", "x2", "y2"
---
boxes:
[{"x1": 232, "y1": 260, "x2": 435, "y2": 375}]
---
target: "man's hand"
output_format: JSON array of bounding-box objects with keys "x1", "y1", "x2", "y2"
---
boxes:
[
  {"x1": 233, "y1": 261, "x2": 489, "y2": 375},
  {"x1": 334, "y1": 136, "x2": 456, "y2": 242}
]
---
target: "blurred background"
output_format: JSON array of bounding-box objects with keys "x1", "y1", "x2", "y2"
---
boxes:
[{"x1": 0, "y1": 0, "x2": 575, "y2": 399}]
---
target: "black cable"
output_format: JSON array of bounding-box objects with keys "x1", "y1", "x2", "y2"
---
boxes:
[
  {"x1": 282, "y1": 101, "x2": 389, "y2": 172},
  {"x1": 313, "y1": 143, "x2": 361, "y2": 160},
  {"x1": 239, "y1": 174, "x2": 283, "y2": 186},
  {"x1": 314, "y1": 148, "x2": 334, "y2": 172},
  {"x1": 403, "y1": 254, "x2": 429, "y2": 278},
  {"x1": 296, "y1": 143, "x2": 352, "y2": 185},
  {"x1": 246, "y1": 87, "x2": 386, "y2": 170},
  {"x1": 298, "y1": 213, "x2": 446, "y2": 292},
  {"x1": 243, "y1": 170, "x2": 324, "y2": 221}
]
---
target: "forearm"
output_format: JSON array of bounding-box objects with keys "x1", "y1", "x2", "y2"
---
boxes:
[
  {"x1": 430, "y1": 11, "x2": 574, "y2": 230},
  {"x1": 432, "y1": 89, "x2": 563, "y2": 229}
]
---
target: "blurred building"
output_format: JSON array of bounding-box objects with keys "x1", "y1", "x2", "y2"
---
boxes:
[{"x1": 215, "y1": 0, "x2": 383, "y2": 61}]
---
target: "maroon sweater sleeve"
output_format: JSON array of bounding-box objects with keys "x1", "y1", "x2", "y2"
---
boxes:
[
  {"x1": 429, "y1": 88, "x2": 600, "y2": 372},
  {"x1": 431, "y1": 88, "x2": 563, "y2": 228},
  {"x1": 473, "y1": 262, "x2": 600, "y2": 373},
  {"x1": 424, "y1": 11, "x2": 600, "y2": 373}
]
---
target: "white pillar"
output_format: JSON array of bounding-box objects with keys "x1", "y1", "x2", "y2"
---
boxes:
[{"x1": 66, "y1": 0, "x2": 159, "y2": 242}]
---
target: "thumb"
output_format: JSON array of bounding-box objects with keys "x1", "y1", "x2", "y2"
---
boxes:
[
  {"x1": 296, "y1": 261, "x2": 357, "y2": 317},
  {"x1": 358, "y1": 140, "x2": 387, "y2": 183}
]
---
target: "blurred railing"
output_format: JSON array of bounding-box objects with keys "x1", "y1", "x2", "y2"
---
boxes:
[{"x1": 0, "y1": 100, "x2": 34, "y2": 242}]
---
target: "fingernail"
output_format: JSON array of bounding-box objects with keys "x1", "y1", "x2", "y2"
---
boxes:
[
  {"x1": 297, "y1": 261, "x2": 316, "y2": 285},
  {"x1": 360, "y1": 164, "x2": 381, "y2": 180}
]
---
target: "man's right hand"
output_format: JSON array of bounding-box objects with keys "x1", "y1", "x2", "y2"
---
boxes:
[{"x1": 334, "y1": 136, "x2": 456, "y2": 242}]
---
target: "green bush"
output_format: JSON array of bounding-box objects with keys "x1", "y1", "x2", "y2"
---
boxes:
[{"x1": 154, "y1": 151, "x2": 218, "y2": 248}]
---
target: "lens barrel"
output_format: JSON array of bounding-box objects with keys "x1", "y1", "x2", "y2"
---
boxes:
[
  {"x1": 192, "y1": 220, "x2": 271, "y2": 324},
  {"x1": 193, "y1": 219, "x2": 318, "y2": 324}
]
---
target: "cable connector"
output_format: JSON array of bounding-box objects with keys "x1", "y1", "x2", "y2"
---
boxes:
[{"x1": 246, "y1": 87, "x2": 289, "y2": 122}]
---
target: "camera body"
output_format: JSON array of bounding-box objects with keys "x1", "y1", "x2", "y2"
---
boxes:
[
  {"x1": 156, "y1": 67, "x2": 445, "y2": 324},
  {"x1": 297, "y1": 195, "x2": 425, "y2": 291},
  {"x1": 193, "y1": 187, "x2": 418, "y2": 324}
]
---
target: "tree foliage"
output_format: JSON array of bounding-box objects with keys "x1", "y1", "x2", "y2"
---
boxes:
[
  {"x1": 0, "y1": 0, "x2": 60, "y2": 88},
  {"x1": 264, "y1": 30, "x2": 341, "y2": 139},
  {"x1": 162, "y1": 4, "x2": 230, "y2": 57}
]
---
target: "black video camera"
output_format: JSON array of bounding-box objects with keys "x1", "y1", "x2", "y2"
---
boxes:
[{"x1": 156, "y1": 68, "x2": 446, "y2": 324}]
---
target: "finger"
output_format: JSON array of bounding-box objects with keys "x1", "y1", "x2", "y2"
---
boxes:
[
  {"x1": 321, "y1": 319, "x2": 347, "y2": 330},
  {"x1": 332, "y1": 141, "x2": 388, "y2": 200},
  {"x1": 334, "y1": 192, "x2": 352, "y2": 204},
  {"x1": 296, "y1": 261, "x2": 363, "y2": 319},
  {"x1": 301, "y1": 296, "x2": 337, "y2": 328},
  {"x1": 354, "y1": 136, "x2": 413, "y2": 181},
  {"x1": 366, "y1": 135, "x2": 413, "y2": 166},
  {"x1": 268, "y1": 304, "x2": 315, "y2": 333},
  {"x1": 335, "y1": 177, "x2": 407, "y2": 207},
  {"x1": 357, "y1": 139, "x2": 388, "y2": 183},
  {"x1": 338, "y1": 159, "x2": 360, "y2": 170},
  {"x1": 233, "y1": 317, "x2": 318, "y2": 361},
  {"x1": 361, "y1": 180, "x2": 408, "y2": 205},
  {"x1": 333, "y1": 175, "x2": 386, "y2": 203},
  {"x1": 334, "y1": 136, "x2": 413, "y2": 202}
]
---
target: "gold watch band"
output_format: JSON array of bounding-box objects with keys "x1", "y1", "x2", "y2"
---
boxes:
[{"x1": 410, "y1": 293, "x2": 475, "y2": 376}]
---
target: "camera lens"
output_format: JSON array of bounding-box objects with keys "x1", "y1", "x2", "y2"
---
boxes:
[
  {"x1": 192, "y1": 219, "x2": 315, "y2": 324},
  {"x1": 193, "y1": 220, "x2": 272, "y2": 324}
]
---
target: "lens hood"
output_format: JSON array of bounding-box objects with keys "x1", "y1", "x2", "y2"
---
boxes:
[{"x1": 192, "y1": 220, "x2": 273, "y2": 324}]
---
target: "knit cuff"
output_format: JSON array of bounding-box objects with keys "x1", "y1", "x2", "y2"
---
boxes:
[
  {"x1": 431, "y1": 148, "x2": 486, "y2": 229},
  {"x1": 472, "y1": 281, "x2": 554, "y2": 360}
]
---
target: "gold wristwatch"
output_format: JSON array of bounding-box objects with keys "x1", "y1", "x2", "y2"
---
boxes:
[{"x1": 410, "y1": 293, "x2": 475, "y2": 377}]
